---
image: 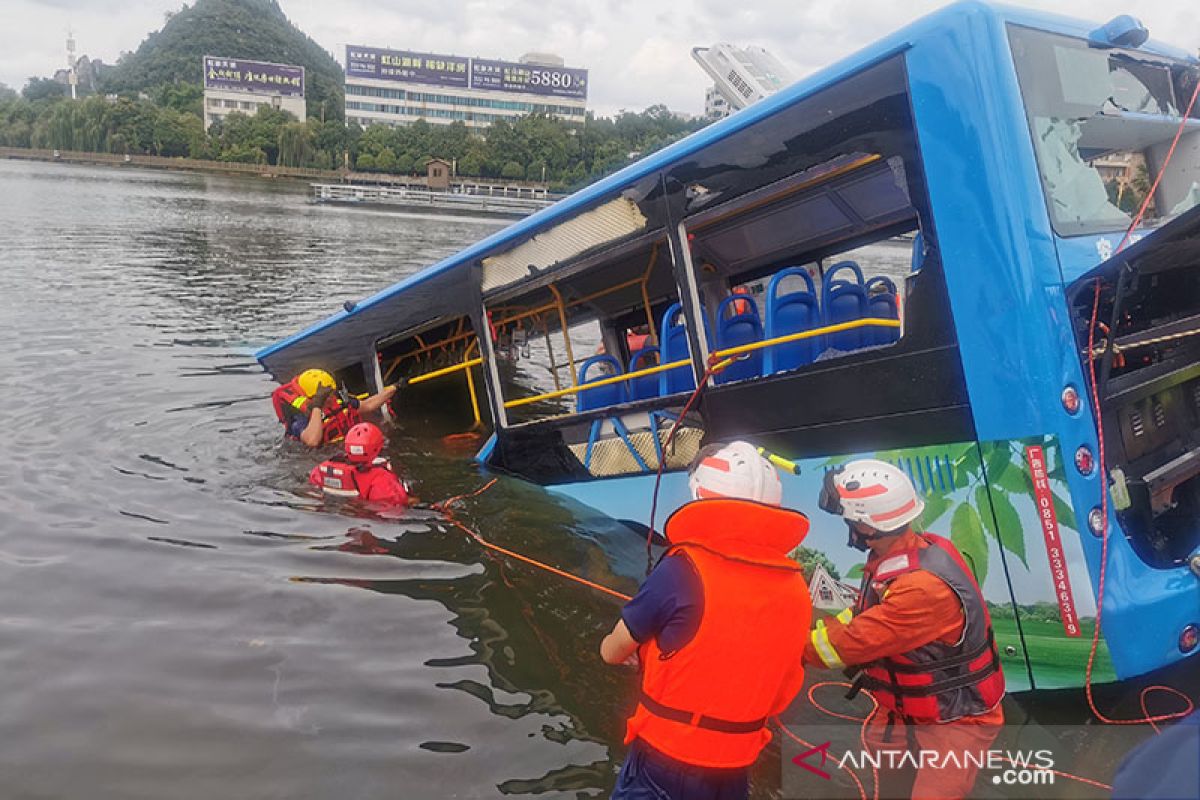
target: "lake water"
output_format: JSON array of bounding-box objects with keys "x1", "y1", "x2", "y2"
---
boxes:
[{"x1": 0, "y1": 158, "x2": 1190, "y2": 800}]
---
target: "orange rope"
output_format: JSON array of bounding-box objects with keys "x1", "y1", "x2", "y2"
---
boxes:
[{"x1": 435, "y1": 479, "x2": 632, "y2": 602}]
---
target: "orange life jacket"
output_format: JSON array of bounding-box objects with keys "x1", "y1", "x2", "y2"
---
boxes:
[
  {"x1": 270, "y1": 378, "x2": 361, "y2": 445},
  {"x1": 625, "y1": 498, "x2": 813, "y2": 769},
  {"x1": 856, "y1": 533, "x2": 1005, "y2": 723}
]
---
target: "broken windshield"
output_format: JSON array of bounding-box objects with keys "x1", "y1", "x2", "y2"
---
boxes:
[{"x1": 1009, "y1": 25, "x2": 1200, "y2": 236}]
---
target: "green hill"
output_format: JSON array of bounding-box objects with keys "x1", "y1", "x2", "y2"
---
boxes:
[{"x1": 102, "y1": 0, "x2": 343, "y2": 120}]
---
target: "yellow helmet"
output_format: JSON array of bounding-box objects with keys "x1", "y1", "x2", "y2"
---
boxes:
[{"x1": 297, "y1": 368, "x2": 335, "y2": 398}]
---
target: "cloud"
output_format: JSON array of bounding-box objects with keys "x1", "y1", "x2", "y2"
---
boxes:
[{"x1": 2, "y1": 0, "x2": 1196, "y2": 117}]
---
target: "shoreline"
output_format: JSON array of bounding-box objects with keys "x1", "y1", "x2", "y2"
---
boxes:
[{"x1": 0, "y1": 146, "x2": 553, "y2": 194}]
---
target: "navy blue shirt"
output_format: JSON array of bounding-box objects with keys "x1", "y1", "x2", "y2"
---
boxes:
[
  {"x1": 284, "y1": 412, "x2": 309, "y2": 438},
  {"x1": 621, "y1": 553, "x2": 704, "y2": 655}
]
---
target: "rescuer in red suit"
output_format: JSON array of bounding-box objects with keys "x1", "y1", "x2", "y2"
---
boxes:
[
  {"x1": 308, "y1": 423, "x2": 412, "y2": 506},
  {"x1": 806, "y1": 459, "x2": 1005, "y2": 800},
  {"x1": 272, "y1": 368, "x2": 397, "y2": 448}
]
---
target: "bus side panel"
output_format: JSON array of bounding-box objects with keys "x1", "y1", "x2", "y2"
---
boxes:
[
  {"x1": 976, "y1": 435, "x2": 1114, "y2": 690},
  {"x1": 554, "y1": 439, "x2": 1039, "y2": 693}
]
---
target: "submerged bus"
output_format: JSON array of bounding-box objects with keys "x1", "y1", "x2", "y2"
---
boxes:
[{"x1": 258, "y1": 2, "x2": 1200, "y2": 692}]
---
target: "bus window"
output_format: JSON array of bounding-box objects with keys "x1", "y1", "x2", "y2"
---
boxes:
[
  {"x1": 482, "y1": 237, "x2": 691, "y2": 426},
  {"x1": 1009, "y1": 25, "x2": 1200, "y2": 236}
]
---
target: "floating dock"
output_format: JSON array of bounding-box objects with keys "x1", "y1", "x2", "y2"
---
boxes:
[{"x1": 311, "y1": 183, "x2": 557, "y2": 219}]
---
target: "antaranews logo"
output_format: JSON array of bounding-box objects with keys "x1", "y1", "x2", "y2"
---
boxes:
[{"x1": 783, "y1": 729, "x2": 1058, "y2": 800}]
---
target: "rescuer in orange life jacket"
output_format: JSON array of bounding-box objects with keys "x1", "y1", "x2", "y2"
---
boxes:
[
  {"x1": 271, "y1": 368, "x2": 397, "y2": 448},
  {"x1": 806, "y1": 459, "x2": 1005, "y2": 800},
  {"x1": 600, "y1": 441, "x2": 813, "y2": 800},
  {"x1": 308, "y1": 423, "x2": 412, "y2": 506}
]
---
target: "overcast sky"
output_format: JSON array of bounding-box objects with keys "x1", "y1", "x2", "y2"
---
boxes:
[{"x1": 3, "y1": 0, "x2": 1198, "y2": 116}]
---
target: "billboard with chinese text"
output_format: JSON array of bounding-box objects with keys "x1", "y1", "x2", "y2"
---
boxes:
[
  {"x1": 203, "y1": 56, "x2": 304, "y2": 96},
  {"x1": 345, "y1": 46, "x2": 587, "y2": 101},
  {"x1": 345, "y1": 46, "x2": 469, "y2": 88},
  {"x1": 470, "y1": 58, "x2": 587, "y2": 100}
]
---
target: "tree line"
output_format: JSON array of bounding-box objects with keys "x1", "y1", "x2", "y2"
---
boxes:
[{"x1": 0, "y1": 80, "x2": 708, "y2": 190}]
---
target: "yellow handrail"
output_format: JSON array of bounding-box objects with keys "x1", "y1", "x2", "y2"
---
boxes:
[
  {"x1": 500, "y1": 316, "x2": 901, "y2": 410},
  {"x1": 408, "y1": 357, "x2": 484, "y2": 386},
  {"x1": 713, "y1": 317, "x2": 900, "y2": 360},
  {"x1": 503, "y1": 356, "x2": 691, "y2": 409}
]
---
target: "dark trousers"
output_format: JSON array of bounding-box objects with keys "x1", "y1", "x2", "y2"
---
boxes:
[{"x1": 612, "y1": 738, "x2": 750, "y2": 800}]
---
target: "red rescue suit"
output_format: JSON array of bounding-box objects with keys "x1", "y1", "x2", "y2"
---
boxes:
[
  {"x1": 271, "y1": 378, "x2": 361, "y2": 444},
  {"x1": 625, "y1": 499, "x2": 813, "y2": 769},
  {"x1": 806, "y1": 530, "x2": 1004, "y2": 799},
  {"x1": 308, "y1": 457, "x2": 410, "y2": 505}
]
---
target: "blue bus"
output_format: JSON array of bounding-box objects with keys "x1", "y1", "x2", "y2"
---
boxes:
[{"x1": 259, "y1": 2, "x2": 1200, "y2": 692}]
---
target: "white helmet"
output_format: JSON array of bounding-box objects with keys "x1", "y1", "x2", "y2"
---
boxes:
[
  {"x1": 688, "y1": 441, "x2": 783, "y2": 506},
  {"x1": 819, "y1": 459, "x2": 924, "y2": 532}
]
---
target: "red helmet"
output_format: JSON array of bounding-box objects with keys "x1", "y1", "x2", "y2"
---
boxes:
[{"x1": 343, "y1": 423, "x2": 384, "y2": 464}]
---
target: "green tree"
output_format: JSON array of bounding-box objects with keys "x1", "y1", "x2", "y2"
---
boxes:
[
  {"x1": 277, "y1": 120, "x2": 312, "y2": 167},
  {"x1": 500, "y1": 160, "x2": 525, "y2": 180},
  {"x1": 790, "y1": 546, "x2": 842, "y2": 582},
  {"x1": 22, "y1": 78, "x2": 65, "y2": 102},
  {"x1": 394, "y1": 151, "x2": 415, "y2": 174},
  {"x1": 354, "y1": 152, "x2": 375, "y2": 171},
  {"x1": 457, "y1": 151, "x2": 483, "y2": 177},
  {"x1": 375, "y1": 146, "x2": 397, "y2": 173},
  {"x1": 0, "y1": 83, "x2": 17, "y2": 101},
  {"x1": 154, "y1": 107, "x2": 204, "y2": 156}
]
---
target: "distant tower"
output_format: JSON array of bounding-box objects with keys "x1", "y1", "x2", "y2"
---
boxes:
[
  {"x1": 66, "y1": 29, "x2": 77, "y2": 100},
  {"x1": 692, "y1": 43, "x2": 793, "y2": 114}
]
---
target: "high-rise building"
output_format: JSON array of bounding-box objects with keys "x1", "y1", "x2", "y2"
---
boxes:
[
  {"x1": 692, "y1": 43, "x2": 793, "y2": 114},
  {"x1": 705, "y1": 85, "x2": 731, "y2": 120},
  {"x1": 343, "y1": 47, "x2": 588, "y2": 131},
  {"x1": 202, "y1": 56, "x2": 306, "y2": 130}
]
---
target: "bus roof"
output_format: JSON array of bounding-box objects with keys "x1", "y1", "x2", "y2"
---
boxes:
[{"x1": 256, "y1": 1, "x2": 1196, "y2": 380}]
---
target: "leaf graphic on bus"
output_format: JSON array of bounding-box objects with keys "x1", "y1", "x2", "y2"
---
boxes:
[
  {"x1": 995, "y1": 465, "x2": 1032, "y2": 495},
  {"x1": 1052, "y1": 491, "x2": 1078, "y2": 531},
  {"x1": 975, "y1": 485, "x2": 1028, "y2": 567},
  {"x1": 951, "y1": 502, "x2": 988, "y2": 585},
  {"x1": 983, "y1": 445, "x2": 1013, "y2": 488},
  {"x1": 919, "y1": 493, "x2": 954, "y2": 529}
]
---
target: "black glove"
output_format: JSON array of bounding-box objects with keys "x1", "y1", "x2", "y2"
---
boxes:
[{"x1": 310, "y1": 384, "x2": 334, "y2": 408}]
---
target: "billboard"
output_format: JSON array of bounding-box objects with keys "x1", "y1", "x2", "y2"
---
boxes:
[
  {"x1": 345, "y1": 45, "x2": 587, "y2": 101},
  {"x1": 345, "y1": 46, "x2": 469, "y2": 88},
  {"x1": 203, "y1": 56, "x2": 304, "y2": 96},
  {"x1": 470, "y1": 59, "x2": 588, "y2": 100}
]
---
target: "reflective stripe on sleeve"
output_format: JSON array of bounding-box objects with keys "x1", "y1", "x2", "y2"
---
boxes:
[
  {"x1": 811, "y1": 625, "x2": 845, "y2": 669},
  {"x1": 291, "y1": 397, "x2": 308, "y2": 410},
  {"x1": 835, "y1": 607, "x2": 854, "y2": 625}
]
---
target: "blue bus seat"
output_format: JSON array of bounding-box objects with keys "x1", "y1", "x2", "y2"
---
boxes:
[
  {"x1": 714, "y1": 294, "x2": 763, "y2": 384},
  {"x1": 658, "y1": 302, "x2": 704, "y2": 396},
  {"x1": 764, "y1": 267, "x2": 819, "y2": 374},
  {"x1": 628, "y1": 346, "x2": 661, "y2": 400},
  {"x1": 576, "y1": 354, "x2": 626, "y2": 412},
  {"x1": 865, "y1": 276, "x2": 900, "y2": 345},
  {"x1": 821, "y1": 261, "x2": 868, "y2": 352}
]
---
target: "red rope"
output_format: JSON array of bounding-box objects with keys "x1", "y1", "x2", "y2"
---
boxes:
[
  {"x1": 436, "y1": 478, "x2": 633, "y2": 602},
  {"x1": 1083, "y1": 281, "x2": 1195, "y2": 726},
  {"x1": 786, "y1": 681, "x2": 1115, "y2": 795},
  {"x1": 645, "y1": 355, "x2": 733, "y2": 574}
]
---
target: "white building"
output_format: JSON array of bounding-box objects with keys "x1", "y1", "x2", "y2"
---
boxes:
[
  {"x1": 692, "y1": 43, "x2": 793, "y2": 114},
  {"x1": 344, "y1": 46, "x2": 587, "y2": 131},
  {"x1": 808, "y1": 564, "x2": 860, "y2": 612},
  {"x1": 705, "y1": 85, "x2": 731, "y2": 120},
  {"x1": 202, "y1": 56, "x2": 306, "y2": 130}
]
